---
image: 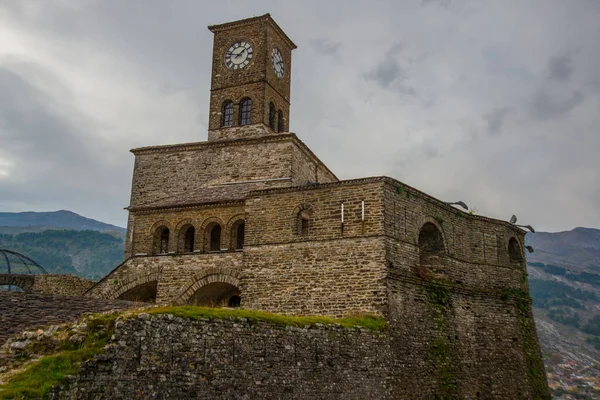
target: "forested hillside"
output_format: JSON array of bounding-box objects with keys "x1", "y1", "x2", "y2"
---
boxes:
[
  {"x1": 525, "y1": 227, "x2": 600, "y2": 397},
  {"x1": 0, "y1": 230, "x2": 124, "y2": 279}
]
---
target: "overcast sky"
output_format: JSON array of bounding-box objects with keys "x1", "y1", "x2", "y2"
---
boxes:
[{"x1": 0, "y1": 0, "x2": 598, "y2": 232}]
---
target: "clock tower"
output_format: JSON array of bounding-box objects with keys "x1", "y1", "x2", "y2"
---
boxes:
[{"x1": 207, "y1": 14, "x2": 297, "y2": 141}]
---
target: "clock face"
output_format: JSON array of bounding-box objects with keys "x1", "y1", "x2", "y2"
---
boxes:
[
  {"x1": 271, "y1": 48, "x2": 284, "y2": 78},
  {"x1": 225, "y1": 41, "x2": 253, "y2": 70}
]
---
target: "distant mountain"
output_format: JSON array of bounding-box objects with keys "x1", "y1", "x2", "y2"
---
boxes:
[
  {"x1": 0, "y1": 230, "x2": 124, "y2": 279},
  {"x1": 0, "y1": 210, "x2": 126, "y2": 234},
  {"x1": 525, "y1": 227, "x2": 600, "y2": 398},
  {"x1": 0, "y1": 210, "x2": 126, "y2": 279}
]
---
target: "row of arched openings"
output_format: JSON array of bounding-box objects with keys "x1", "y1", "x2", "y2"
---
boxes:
[
  {"x1": 221, "y1": 99, "x2": 285, "y2": 132},
  {"x1": 417, "y1": 221, "x2": 525, "y2": 265},
  {"x1": 151, "y1": 220, "x2": 245, "y2": 255}
]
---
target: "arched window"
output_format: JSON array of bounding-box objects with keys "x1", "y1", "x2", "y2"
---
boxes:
[
  {"x1": 153, "y1": 227, "x2": 170, "y2": 254},
  {"x1": 277, "y1": 110, "x2": 284, "y2": 133},
  {"x1": 295, "y1": 206, "x2": 314, "y2": 236},
  {"x1": 239, "y1": 98, "x2": 252, "y2": 125},
  {"x1": 508, "y1": 237, "x2": 524, "y2": 263},
  {"x1": 183, "y1": 226, "x2": 195, "y2": 253},
  {"x1": 221, "y1": 100, "x2": 234, "y2": 127},
  {"x1": 210, "y1": 225, "x2": 221, "y2": 252},
  {"x1": 269, "y1": 102, "x2": 276, "y2": 130},
  {"x1": 418, "y1": 222, "x2": 444, "y2": 265},
  {"x1": 236, "y1": 222, "x2": 245, "y2": 249}
]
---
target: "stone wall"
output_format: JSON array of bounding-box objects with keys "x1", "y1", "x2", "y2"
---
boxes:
[
  {"x1": 0, "y1": 291, "x2": 137, "y2": 346},
  {"x1": 57, "y1": 314, "x2": 392, "y2": 400},
  {"x1": 32, "y1": 274, "x2": 94, "y2": 296},
  {"x1": 0, "y1": 274, "x2": 94, "y2": 296}
]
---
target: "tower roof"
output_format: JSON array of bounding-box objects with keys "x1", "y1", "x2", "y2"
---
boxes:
[{"x1": 208, "y1": 13, "x2": 297, "y2": 49}]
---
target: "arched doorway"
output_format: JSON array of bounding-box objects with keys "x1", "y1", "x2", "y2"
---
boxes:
[
  {"x1": 187, "y1": 282, "x2": 241, "y2": 308},
  {"x1": 117, "y1": 281, "x2": 158, "y2": 303}
]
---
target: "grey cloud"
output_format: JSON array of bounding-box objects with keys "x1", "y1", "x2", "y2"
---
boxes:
[
  {"x1": 547, "y1": 54, "x2": 573, "y2": 82},
  {"x1": 310, "y1": 39, "x2": 341, "y2": 56},
  {"x1": 365, "y1": 43, "x2": 416, "y2": 96},
  {"x1": 483, "y1": 107, "x2": 512, "y2": 135},
  {"x1": 421, "y1": 0, "x2": 452, "y2": 7},
  {"x1": 529, "y1": 90, "x2": 584, "y2": 120}
]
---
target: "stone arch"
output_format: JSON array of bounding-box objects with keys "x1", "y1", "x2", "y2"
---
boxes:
[
  {"x1": 104, "y1": 271, "x2": 162, "y2": 302},
  {"x1": 508, "y1": 237, "x2": 524, "y2": 264},
  {"x1": 175, "y1": 218, "x2": 199, "y2": 253},
  {"x1": 0, "y1": 274, "x2": 35, "y2": 293},
  {"x1": 292, "y1": 203, "x2": 315, "y2": 236},
  {"x1": 201, "y1": 217, "x2": 224, "y2": 252},
  {"x1": 149, "y1": 220, "x2": 173, "y2": 255},
  {"x1": 226, "y1": 214, "x2": 246, "y2": 251},
  {"x1": 174, "y1": 270, "x2": 242, "y2": 306},
  {"x1": 417, "y1": 218, "x2": 447, "y2": 266}
]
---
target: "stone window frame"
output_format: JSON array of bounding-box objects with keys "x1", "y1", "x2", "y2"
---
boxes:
[
  {"x1": 239, "y1": 97, "x2": 252, "y2": 125},
  {"x1": 201, "y1": 217, "x2": 225, "y2": 253},
  {"x1": 292, "y1": 203, "x2": 315, "y2": 237},
  {"x1": 227, "y1": 215, "x2": 246, "y2": 251},
  {"x1": 175, "y1": 219, "x2": 200, "y2": 254},
  {"x1": 150, "y1": 221, "x2": 173, "y2": 255},
  {"x1": 222, "y1": 100, "x2": 234, "y2": 127}
]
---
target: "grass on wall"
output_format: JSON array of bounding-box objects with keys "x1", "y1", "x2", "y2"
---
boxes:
[{"x1": 148, "y1": 306, "x2": 389, "y2": 331}]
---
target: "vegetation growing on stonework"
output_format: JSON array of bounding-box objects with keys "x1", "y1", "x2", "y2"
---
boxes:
[
  {"x1": 0, "y1": 314, "x2": 117, "y2": 399},
  {"x1": 424, "y1": 281, "x2": 457, "y2": 399},
  {"x1": 148, "y1": 306, "x2": 389, "y2": 331}
]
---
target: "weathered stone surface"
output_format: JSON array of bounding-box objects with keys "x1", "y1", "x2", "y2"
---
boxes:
[
  {"x1": 57, "y1": 314, "x2": 392, "y2": 400},
  {"x1": 0, "y1": 273, "x2": 93, "y2": 296},
  {"x1": 0, "y1": 291, "x2": 136, "y2": 346}
]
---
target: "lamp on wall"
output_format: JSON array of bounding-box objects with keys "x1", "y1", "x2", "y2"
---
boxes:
[
  {"x1": 508, "y1": 215, "x2": 535, "y2": 232},
  {"x1": 445, "y1": 201, "x2": 469, "y2": 210}
]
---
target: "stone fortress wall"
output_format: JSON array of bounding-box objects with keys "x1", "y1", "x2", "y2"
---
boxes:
[
  {"x1": 56, "y1": 314, "x2": 391, "y2": 400},
  {"x1": 0, "y1": 273, "x2": 93, "y2": 297},
  {"x1": 0, "y1": 291, "x2": 136, "y2": 346},
  {"x1": 53, "y1": 311, "x2": 543, "y2": 400}
]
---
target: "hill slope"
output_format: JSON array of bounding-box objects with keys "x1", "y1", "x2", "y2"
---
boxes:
[
  {"x1": 0, "y1": 230, "x2": 124, "y2": 279},
  {"x1": 0, "y1": 210, "x2": 125, "y2": 234},
  {"x1": 525, "y1": 227, "x2": 600, "y2": 397}
]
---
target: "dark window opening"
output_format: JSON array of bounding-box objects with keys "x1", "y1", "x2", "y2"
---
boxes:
[
  {"x1": 418, "y1": 222, "x2": 444, "y2": 265},
  {"x1": 239, "y1": 98, "x2": 252, "y2": 125},
  {"x1": 301, "y1": 217, "x2": 309, "y2": 235},
  {"x1": 236, "y1": 222, "x2": 245, "y2": 250},
  {"x1": 508, "y1": 237, "x2": 523, "y2": 263},
  {"x1": 184, "y1": 226, "x2": 195, "y2": 253},
  {"x1": 210, "y1": 225, "x2": 221, "y2": 252},
  {"x1": 269, "y1": 102, "x2": 276, "y2": 130},
  {"x1": 228, "y1": 295, "x2": 241, "y2": 308},
  {"x1": 159, "y1": 228, "x2": 170, "y2": 254},
  {"x1": 277, "y1": 110, "x2": 284, "y2": 132},
  {"x1": 297, "y1": 208, "x2": 313, "y2": 236},
  {"x1": 222, "y1": 100, "x2": 234, "y2": 127}
]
